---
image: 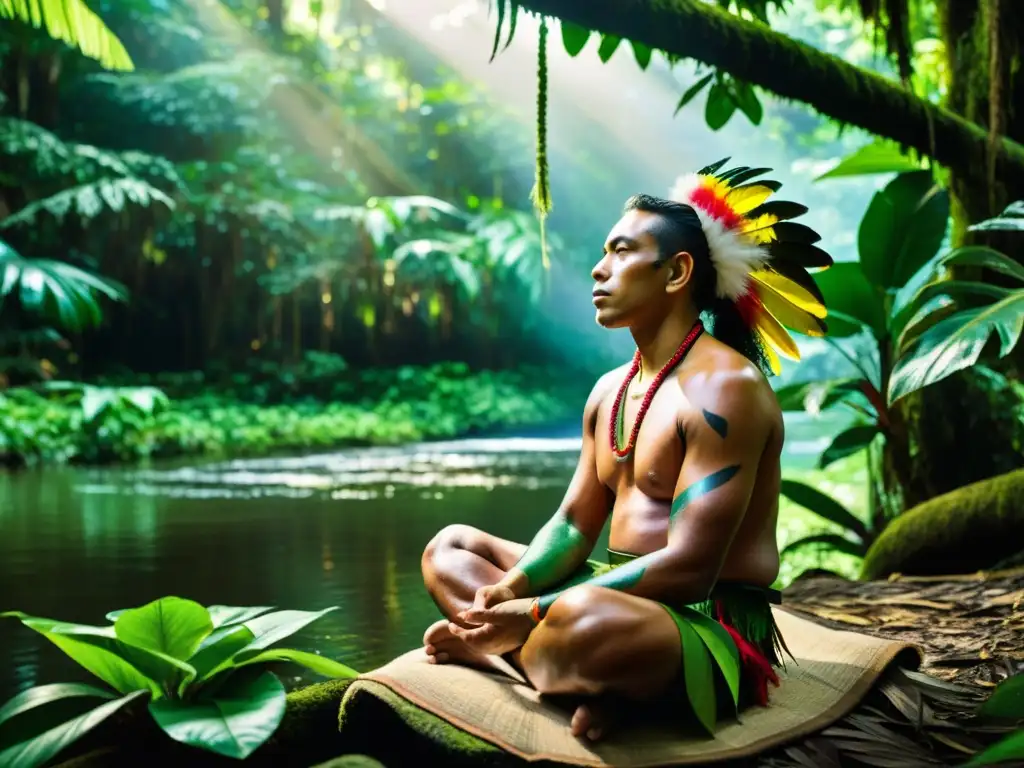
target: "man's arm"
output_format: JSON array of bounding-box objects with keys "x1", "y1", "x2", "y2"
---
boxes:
[
  {"x1": 498, "y1": 378, "x2": 615, "y2": 599},
  {"x1": 533, "y1": 369, "x2": 772, "y2": 617}
]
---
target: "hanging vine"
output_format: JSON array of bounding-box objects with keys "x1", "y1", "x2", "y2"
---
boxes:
[{"x1": 530, "y1": 17, "x2": 552, "y2": 272}]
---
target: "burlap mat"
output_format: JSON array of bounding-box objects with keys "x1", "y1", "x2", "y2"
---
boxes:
[{"x1": 339, "y1": 607, "x2": 922, "y2": 767}]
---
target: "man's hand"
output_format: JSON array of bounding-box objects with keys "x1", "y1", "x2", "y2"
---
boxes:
[
  {"x1": 472, "y1": 583, "x2": 518, "y2": 611},
  {"x1": 449, "y1": 597, "x2": 535, "y2": 656}
]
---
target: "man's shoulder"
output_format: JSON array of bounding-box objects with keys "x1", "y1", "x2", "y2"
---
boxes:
[{"x1": 675, "y1": 343, "x2": 779, "y2": 425}]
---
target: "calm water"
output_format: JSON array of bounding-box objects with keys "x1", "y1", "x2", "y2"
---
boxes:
[
  {"x1": 0, "y1": 417, "x2": 837, "y2": 703},
  {"x1": 0, "y1": 436, "x2": 594, "y2": 702}
]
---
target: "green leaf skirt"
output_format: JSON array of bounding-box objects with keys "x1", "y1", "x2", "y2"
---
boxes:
[{"x1": 545, "y1": 549, "x2": 790, "y2": 734}]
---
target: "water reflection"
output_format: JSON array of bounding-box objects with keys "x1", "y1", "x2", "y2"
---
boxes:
[{"x1": 0, "y1": 437, "x2": 583, "y2": 701}]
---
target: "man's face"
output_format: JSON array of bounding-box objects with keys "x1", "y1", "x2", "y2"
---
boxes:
[{"x1": 591, "y1": 209, "x2": 674, "y2": 329}]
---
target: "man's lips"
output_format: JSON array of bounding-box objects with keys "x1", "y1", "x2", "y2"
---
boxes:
[{"x1": 592, "y1": 288, "x2": 611, "y2": 297}]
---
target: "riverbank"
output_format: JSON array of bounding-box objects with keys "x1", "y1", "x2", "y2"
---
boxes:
[{"x1": 0, "y1": 362, "x2": 587, "y2": 467}]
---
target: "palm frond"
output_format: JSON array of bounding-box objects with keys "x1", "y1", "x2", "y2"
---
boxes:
[{"x1": 0, "y1": 0, "x2": 134, "y2": 71}]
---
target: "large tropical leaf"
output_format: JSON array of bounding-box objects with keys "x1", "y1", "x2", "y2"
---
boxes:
[
  {"x1": 1, "y1": 612, "x2": 187, "y2": 696},
  {"x1": 205, "y1": 606, "x2": 276, "y2": 629},
  {"x1": 940, "y1": 245, "x2": 1024, "y2": 283},
  {"x1": 0, "y1": 238, "x2": 126, "y2": 333},
  {"x1": 0, "y1": 683, "x2": 114, "y2": 730},
  {"x1": 857, "y1": 171, "x2": 949, "y2": 290},
  {"x1": 113, "y1": 597, "x2": 213, "y2": 662},
  {"x1": 773, "y1": 378, "x2": 873, "y2": 417},
  {"x1": 780, "y1": 479, "x2": 869, "y2": 540},
  {"x1": 0, "y1": 0, "x2": 134, "y2": 71},
  {"x1": 813, "y1": 262, "x2": 886, "y2": 338},
  {"x1": 888, "y1": 291, "x2": 1024, "y2": 405},
  {"x1": 0, "y1": 691, "x2": 145, "y2": 768},
  {"x1": 815, "y1": 139, "x2": 923, "y2": 181},
  {"x1": 228, "y1": 648, "x2": 359, "y2": 679},
  {"x1": 148, "y1": 670, "x2": 286, "y2": 759},
  {"x1": 978, "y1": 672, "x2": 1024, "y2": 718}
]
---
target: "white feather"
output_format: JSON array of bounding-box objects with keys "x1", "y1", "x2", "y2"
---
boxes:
[
  {"x1": 669, "y1": 173, "x2": 768, "y2": 300},
  {"x1": 692, "y1": 208, "x2": 768, "y2": 300}
]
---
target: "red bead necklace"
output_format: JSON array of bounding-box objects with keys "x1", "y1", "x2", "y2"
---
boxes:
[{"x1": 609, "y1": 320, "x2": 704, "y2": 462}]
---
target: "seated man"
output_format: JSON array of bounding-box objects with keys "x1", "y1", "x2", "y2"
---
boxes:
[{"x1": 420, "y1": 160, "x2": 830, "y2": 742}]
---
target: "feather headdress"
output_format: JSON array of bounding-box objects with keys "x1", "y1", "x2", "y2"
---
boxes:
[{"x1": 669, "y1": 158, "x2": 832, "y2": 375}]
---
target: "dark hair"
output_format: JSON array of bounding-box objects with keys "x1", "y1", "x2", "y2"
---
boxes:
[{"x1": 623, "y1": 193, "x2": 770, "y2": 375}]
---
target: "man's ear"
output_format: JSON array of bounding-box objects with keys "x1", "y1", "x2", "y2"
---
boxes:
[{"x1": 664, "y1": 251, "x2": 695, "y2": 295}]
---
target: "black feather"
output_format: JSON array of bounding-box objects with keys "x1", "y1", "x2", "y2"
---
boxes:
[
  {"x1": 748, "y1": 200, "x2": 809, "y2": 221},
  {"x1": 728, "y1": 167, "x2": 775, "y2": 186},
  {"x1": 698, "y1": 158, "x2": 730, "y2": 176},
  {"x1": 771, "y1": 221, "x2": 822, "y2": 245},
  {"x1": 768, "y1": 241, "x2": 834, "y2": 268}
]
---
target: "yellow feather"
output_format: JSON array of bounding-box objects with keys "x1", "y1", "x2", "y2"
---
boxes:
[
  {"x1": 754, "y1": 309, "x2": 802, "y2": 361},
  {"x1": 749, "y1": 270, "x2": 826, "y2": 319},
  {"x1": 757, "y1": 331, "x2": 782, "y2": 375},
  {"x1": 726, "y1": 184, "x2": 774, "y2": 215},
  {"x1": 739, "y1": 214, "x2": 779, "y2": 244},
  {"x1": 753, "y1": 285, "x2": 826, "y2": 337}
]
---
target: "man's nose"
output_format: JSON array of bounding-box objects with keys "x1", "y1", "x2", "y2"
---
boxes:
[{"x1": 591, "y1": 254, "x2": 610, "y2": 281}]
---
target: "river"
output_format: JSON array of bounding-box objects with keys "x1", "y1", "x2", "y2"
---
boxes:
[{"x1": 0, "y1": 419, "x2": 843, "y2": 703}]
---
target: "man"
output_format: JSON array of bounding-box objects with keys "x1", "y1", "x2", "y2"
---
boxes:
[{"x1": 420, "y1": 160, "x2": 831, "y2": 742}]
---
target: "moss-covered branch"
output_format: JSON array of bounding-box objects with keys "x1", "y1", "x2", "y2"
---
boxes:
[{"x1": 509, "y1": 0, "x2": 1024, "y2": 194}]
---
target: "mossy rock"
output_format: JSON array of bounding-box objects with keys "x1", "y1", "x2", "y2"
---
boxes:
[{"x1": 861, "y1": 467, "x2": 1024, "y2": 580}]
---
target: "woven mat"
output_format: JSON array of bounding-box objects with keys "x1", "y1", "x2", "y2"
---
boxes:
[{"x1": 339, "y1": 608, "x2": 922, "y2": 767}]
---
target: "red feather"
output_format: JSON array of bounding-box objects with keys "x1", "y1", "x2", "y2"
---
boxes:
[{"x1": 689, "y1": 185, "x2": 743, "y2": 231}]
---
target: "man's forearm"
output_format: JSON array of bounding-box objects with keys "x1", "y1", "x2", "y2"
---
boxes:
[
  {"x1": 501, "y1": 513, "x2": 594, "y2": 597},
  {"x1": 532, "y1": 464, "x2": 741, "y2": 618}
]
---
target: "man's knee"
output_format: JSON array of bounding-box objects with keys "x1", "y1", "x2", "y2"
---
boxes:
[
  {"x1": 422, "y1": 524, "x2": 482, "y2": 570},
  {"x1": 525, "y1": 586, "x2": 612, "y2": 695}
]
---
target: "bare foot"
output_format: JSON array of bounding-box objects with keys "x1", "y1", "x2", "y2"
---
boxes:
[
  {"x1": 422, "y1": 619, "x2": 504, "y2": 673},
  {"x1": 570, "y1": 700, "x2": 616, "y2": 742}
]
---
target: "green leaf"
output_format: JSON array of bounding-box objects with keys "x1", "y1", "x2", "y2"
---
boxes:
[
  {"x1": 978, "y1": 673, "x2": 1024, "y2": 719},
  {"x1": 941, "y1": 245, "x2": 1024, "y2": 284},
  {"x1": 857, "y1": 171, "x2": 949, "y2": 290},
  {"x1": 675, "y1": 73, "x2": 713, "y2": 115},
  {"x1": 206, "y1": 606, "x2": 276, "y2": 629},
  {"x1": 0, "y1": 0, "x2": 134, "y2": 71},
  {"x1": 239, "y1": 607, "x2": 338, "y2": 652},
  {"x1": 630, "y1": 40, "x2": 652, "y2": 70},
  {"x1": 114, "y1": 597, "x2": 213, "y2": 661},
  {"x1": 815, "y1": 140, "x2": 923, "y2": 181},
  {"x1": 818, "y1": 424, "x2": 879, "y2": 469},
  {"x1": 704, "y1": 82, "x2": 736, "y2": 131},
  {"x1": 2, "y1": 612, "x2": 187, "y2": 696},
  {"x1": 678, "y1": 608, "x2": 740, "y2": 712},
  {"x1": 888, "y1": 291, "x2": 1024, "y2": 404},
  {"x1": 559, "y1": 21, "x2": 590, "y2": 56},
  {"x1": 966, "y1": 729, "x2": 1024, "y2": 766},
  {"x1": 892, "y1": 277, "x2": 1012, "y2": 339},
  {"x1": 190, "y1": 626, "x2": 257, "y2": 681},
  {"x1": 675, "y1": 617, "x2": 716, "y2": 733},
  {"x1": 732, "y1": 81, "x2": 762, "y2": 125},
  {"x1": 229, "y1": 649, "x2": 359, "y2": 679},
  {"x1": 782, "y1": 533, "x2": 867, "y2": 558},
  {"x1": 968, "y1": 200, "x2": 1024, "y2": 233},
  {"x1": 780, "y1": 479, "x2": 868, "y2": 540},
  {"x1": 0, "y1": 684, "x2": 114, "y2": 729},
  {"x1": 597, "y1": 34, "x2": 621, "y2": 62},
  {"x1": 148, "y1": 670, "x2": 286, "y2": 760},
  {"x1": 0, "y1": 691, "x2": 145, "y2": 768},
  {"x1": 814, "y1": 263, "x2": 886, "y2": 338}
]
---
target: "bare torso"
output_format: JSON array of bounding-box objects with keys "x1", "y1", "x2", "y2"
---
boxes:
[{"x1": 592, "y1": 343, "x2": 783, "y2": 587}]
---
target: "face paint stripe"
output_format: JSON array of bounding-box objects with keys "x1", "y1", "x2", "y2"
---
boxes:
[{"x1": 670, "y1": 465, "x2": 741, "y2": 520}]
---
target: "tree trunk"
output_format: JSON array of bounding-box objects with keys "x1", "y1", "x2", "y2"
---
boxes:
[{"x1": 507, "y1": 0, "x2": 1024, "y2": 198}]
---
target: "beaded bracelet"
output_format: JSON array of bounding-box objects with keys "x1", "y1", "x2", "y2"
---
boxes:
[{"x1": 529, "y1": 597, "x2": 541, "y2": 625}]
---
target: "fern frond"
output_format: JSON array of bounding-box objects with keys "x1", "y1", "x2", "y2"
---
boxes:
[
  {"x1": 0, "y1": 0, "x2": 134, "y2": 71},
  {"x1": 0, "y1": 177, "x2": 174, "y2": 230}
]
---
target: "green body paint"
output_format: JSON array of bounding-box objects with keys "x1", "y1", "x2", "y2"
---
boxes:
[
  {"x1": 535, "y1": 464, "x2": 741, "y2": 618},
  {"x1": 670, "y1": 465, "x2": 740, "y2": 520},
  {"x1": 702, "y1": 409, "x2": 728, "y2": 439},
  {"x1": 514, "y1": 513, "x2": 590, "y2": 591}
]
